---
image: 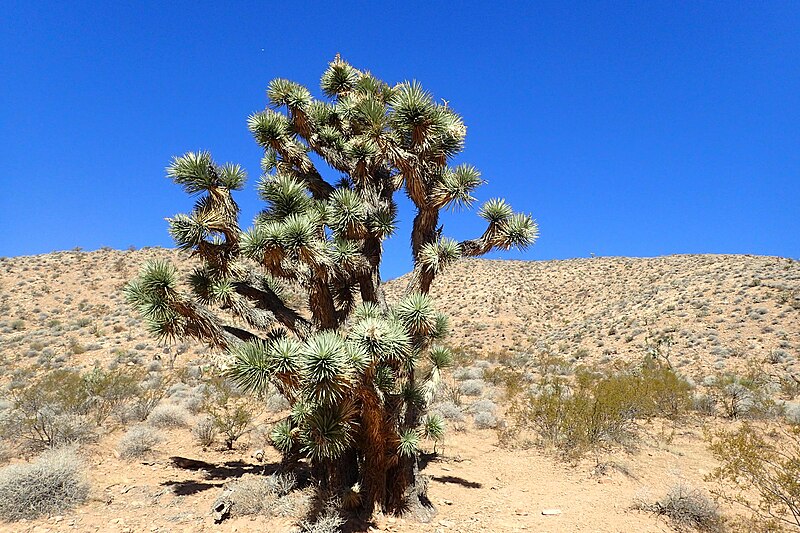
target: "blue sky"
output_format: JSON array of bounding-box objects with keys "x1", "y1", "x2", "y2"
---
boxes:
[{"x1": 2, "y1": 1, "x2": 798, "y2": 279}]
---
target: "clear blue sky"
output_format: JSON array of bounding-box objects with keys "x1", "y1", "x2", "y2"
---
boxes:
[{"x1": 2, "y1": 1, "x2": 798, "y2": 279}]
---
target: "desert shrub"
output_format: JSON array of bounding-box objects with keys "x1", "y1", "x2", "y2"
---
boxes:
[
  {"x1": 483, "y1": 366, "x2": 526, "y2": 400},
  {"x1": 117, "y1": 425, "x2": 162, "y2": 460},
  {"x1": 692, "y1": 394, "x2": 717, "y2": 416},
  {"x1": 0, "y1": 447, "x2": 89, "y2": 521},
  {"x1": 634, "y1": 361, "x2": 693, "y2": 419},
  {"x1": 707, "y1": 371, "x2": 780, "y2": 419},
  {"x1": 213, "y1": 473, "x2": 301, "y2": 522},
  {"x1": 192, "y1": 415, "x2": 216, "y2": 447},
  {"x1": 82, "y1": 367, "x2": 140, "y2": 425},
  {"x1": 510, "y1": 361, "x2": 692, "y2": 457},
  {"x1": 634, "y1": 483, "x2": 723, "y2": 532},
  {"x1": 202, "y1": 377, "x2": 256, "y2": 449},
  {"x1": 453, "y1": 367, "x2": 483, "y2": 381},
  {"x1": 127, "y1": 374, "x2": 171, "y2": 422},
  {"x1": 301, "y1": 510, "x2": 345, "y2": 533},
  {"x1": 146, "y1": 403, "x2": 191, "y2": 428},
  {"x1": 1, "y1": 370, "x2": 93, "y2": 450},
  {"x1": 458, "y1": 379, "x2": 485, "y2": 397},
  {"x1": 431, "y1": 401, "x2": 465, "y2": 422},
  {"x1": 708, "y1": 424, "x2": 800, "y2": 529},
  {"x1": 474, "y1": 411, "x2": 498, "y2": 429}
]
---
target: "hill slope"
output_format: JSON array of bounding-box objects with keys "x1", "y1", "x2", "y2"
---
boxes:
[
  {"x1": 0, "y1": 249, "x2": 799, "y2": 532},
  {"x1": 388, "y1": 254, "x2": 800, "y2": 380}
]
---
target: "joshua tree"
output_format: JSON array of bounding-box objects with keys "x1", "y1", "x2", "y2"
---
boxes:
[{"x1": 125, "y1": 56, "x2": 537, "y2": 519}]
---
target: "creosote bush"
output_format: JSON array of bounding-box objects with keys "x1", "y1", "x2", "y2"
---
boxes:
[
  {"x1": 1, "y1": 367, "x2": 147, "y2": 451},
  {"x1": 201, "y1": 377, "x2": 256, "y2": 450},
  {"x1": 126, "y1": 56, "x2": 537, "y2": 516},
  {"x1": 0, "y1": 447, "x2": 89, "y2": 521},
  {"x1": 509, "y1": 359, "x2": 693, "y2": 457},
  {"x1": 708, "y1": 424, "x2": 800, "y2": 530}
]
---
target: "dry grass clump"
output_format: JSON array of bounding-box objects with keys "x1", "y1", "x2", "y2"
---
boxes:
[
  {"x1": 634, "y1": 483, "x2": 723, "y2": 532},
  {"x1": 0, "y1": 447, "x2": 89, "y2": 521},
  {"x1": 117, "y1": 425, "x2": 162, "y2": 460},
  {"x1": 468, "y1": 399, "x2": 498, "y2": 429},
  {"x1": 192, "y1": 415, "x2": 216, "y2": 447},
  {"x1": 214, "y1": 473, "x2": 303, "y2": 518},
  {"x1": 146, "y1": 403, "x2": 191, "y2": 428}
]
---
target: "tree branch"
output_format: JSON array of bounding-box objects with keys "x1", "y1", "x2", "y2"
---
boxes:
[{"x1": 233, "y1": 282, "x2": 312, "y2": 339}]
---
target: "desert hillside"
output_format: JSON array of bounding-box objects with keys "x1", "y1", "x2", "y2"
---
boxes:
[
  {"x1": 388, "y1": 254, "x2": 800, "y2": 380},
  {"x1": 0, "y1": 248, "x2": 799, "y2": 533}
]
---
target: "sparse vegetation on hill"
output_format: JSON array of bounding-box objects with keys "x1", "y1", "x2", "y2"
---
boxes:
[{"x1": 0, "y1": 249, "x2": 798, "y2": 530}]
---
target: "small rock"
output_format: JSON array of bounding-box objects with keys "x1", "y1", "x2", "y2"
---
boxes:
[
  {"x1": 442, "y1": 499, "x2": 453, "y2": 505},
  {"x1": 597, "y1": 477, "x2": 613, "y2": 484},
  {"x1": 541, "y1": 509, "x2": 562, "y2": 516},
  {"x1": 515, "y1": 509, "x2": 528, "y2": 516},
  {"x1": 438, "y1": 519, "x2": 454, "y2": 527}
]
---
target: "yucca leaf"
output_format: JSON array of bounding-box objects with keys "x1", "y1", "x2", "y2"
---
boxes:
[
  {"x1": 300, "y1": 332, "x2": 353, "y2": 405},
  {"x1": 258, "y1": 173, "x2": 313, "y2": 220},
  {"x1": 226, "y1": 339, "x2": 272, "y2": 396},
  {"x1": 352, "y1": 302, "x2": 382, "y2": 322},
  {"x1": 394, "y1": 293, "x2": 437, "y2": 336},
  {"x1": 270, "y1": 418, "x2": 295, "y2": 454},
  {"x1": 496, "y1": 213, "x2": 539, "y2": 250},
  {"x1": 320, "y1": 60, "x2": 360, "y2": 97},
  {"x1": 397, "y1": 429, "x2": 420, "y2": 458},
  {"x1": 218, "y1": 163, "x2": 247, "y2": 190},
  {"x1": 428, "y1": 346, "x2": 453, "y2": 370},
  {"x1": 348, "y1": 317, "x2": 411, "y2": 364},
  {"x1": 248, "y1": 110, "x2": 290, "y2": 147},
  {"x1": 300, "y1": 400, "x2": 357, "y2": 460},
  {"x1": 431, "y1": 312, "x2": 450, "y2": 341},
  {"x1": 479, "y1": 198, "x2": 513, "y2": 224},
  {"x1": 167, "y1": 151, "x2": 218, "y2": 195},
  {"x1": 374, "y1": 365, "x2": 397, "y2": 394},
  {"x1": 267, "y1": 78, "x2": 312, "y2": 109},
  {"x1": 421, "y1": 413, "x2": 445, "y2": 442},
  {"x1": 418, "y1": 238, "x2": 461, "y2": 274}
]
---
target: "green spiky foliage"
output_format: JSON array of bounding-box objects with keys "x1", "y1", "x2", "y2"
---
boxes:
[{"x1": 125, "y1": 57, "x2": 537, "y2": 518}]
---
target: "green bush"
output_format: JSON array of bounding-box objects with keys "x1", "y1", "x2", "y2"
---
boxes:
[
  {"x1": 708, "y1": 424, "x2": 800, "y2": 530},
  {"x1": 83, "y1": 367, "x2": 141, "y2": 425},
  {"x1": 510, "y1": 360, "x2": 692, "y2": 457},
  {"x1": 2, "y1": 370, "x2": 92, "y2": 450},
  {"x1": 202, "y1": 377, "x2": 256, "y2": 450},
  {"x1": 2, "y1": 368, "x2": 147, "y2": 450}
]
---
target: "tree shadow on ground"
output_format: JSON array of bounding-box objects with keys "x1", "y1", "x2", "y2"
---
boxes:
[
  {"x1": 161, "y1": 456, "x2": 281, "y2": 496},
  {"x1": 430, "y1": 475, "x2": 482, "y2": 489},
  {"x1": 419, "y1": 451, "x2": 440, "y2": 470}
]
